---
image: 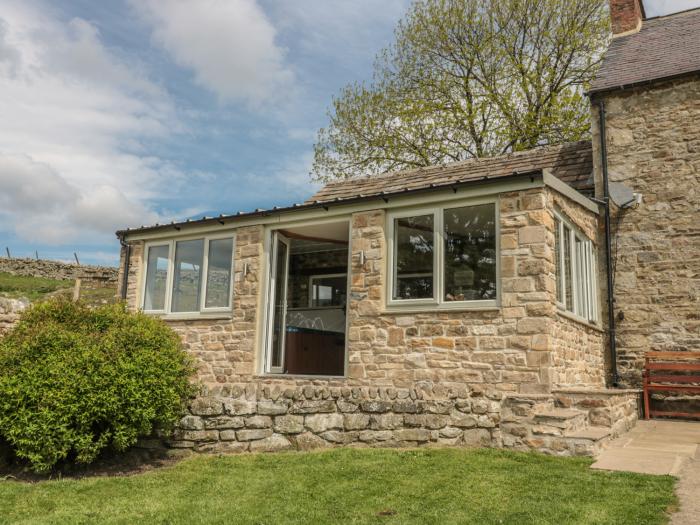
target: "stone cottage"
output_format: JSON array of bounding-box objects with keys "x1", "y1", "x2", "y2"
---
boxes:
[{"x1": 115, "y1": 0, "x2": 697, "y2": 456}]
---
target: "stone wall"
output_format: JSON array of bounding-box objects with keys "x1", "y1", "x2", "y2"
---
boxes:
[
  {"x1": 0, "y1": 257, "x2": 118, "y2": 286},
  {"x1": 591, "y1": 75, "x2": 700, "y2": 387},
  {"x1": 167, "y1": 383, "x2": 500, "y2": 453}
]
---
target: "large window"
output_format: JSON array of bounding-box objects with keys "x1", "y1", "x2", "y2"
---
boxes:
[
  {"x1": 142, "y1": 235, "x2": 234, "y2": 315},
  {"x1": 554, "y1": 213, "x2": 598, "y2": 323},
  {"x1": 388, "y1": 201, "x2": 497, "y2": 308}
]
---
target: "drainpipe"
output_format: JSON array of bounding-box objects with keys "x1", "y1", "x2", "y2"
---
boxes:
[
  {"x1": 597, "y1": 99, "x2": 620, "y2": 386},
  {"x1": 118, "y1": 235, "x2": 131, "y2": 301}
]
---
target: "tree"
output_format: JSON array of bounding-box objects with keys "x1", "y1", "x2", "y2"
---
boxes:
[{"x1": 312, "y1": 0, "x2": 609, "y2": 182}]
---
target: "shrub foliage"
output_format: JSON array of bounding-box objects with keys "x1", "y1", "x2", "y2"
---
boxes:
[{"x1": 0, "y1": 299, "x2": 195, "y2": 472}]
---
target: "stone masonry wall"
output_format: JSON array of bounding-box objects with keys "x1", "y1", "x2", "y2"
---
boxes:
[
  {"x1": 345, "y1": 189, "x2": 557, "y2": 394},
  {"x1": 591, "y1": 76, "x2": 700, "y2": 387},
  {"x1": 123, "y1": 188, "x2": 567, "y2": 393}
]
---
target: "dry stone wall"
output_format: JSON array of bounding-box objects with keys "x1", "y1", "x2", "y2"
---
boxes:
[
  {"x1": 0, "y1": 257, "x2": 118, "y2": 286},
  {"x1": 591, "y1": 76, "x2": 700, "y2": 387},
  {"x1": 166, "y1": 383, "x2": 500, "y2": 453}
]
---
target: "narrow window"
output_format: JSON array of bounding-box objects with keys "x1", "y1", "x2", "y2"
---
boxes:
[
  {"x1": 393, "y1": 214, "x2": 434, "y2": 300},
  {"x1": 171, "y1": 239, "x2": 204, "y2": 313},
  {"x1": 443, "y1": 203, "x2": 496, "y2": 301},
  {"x1": 205, "y1": 238, "x2": 234, "y2": 309},
  {"x1": 563, "y1": 225, "x2": 573, "y2": 310},
  {"x1": 554, "y1": 218, "x2": 563, "y2": 304},
  {"x1": 144, "y1": 244, "x2": 169, "y2": 311},
  {"x1": 553, "y1": 212, "x2": 598, "y2": 323}
]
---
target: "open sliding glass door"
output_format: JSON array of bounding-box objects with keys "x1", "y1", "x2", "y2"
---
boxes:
[{"x1": 266, "y1": 232, "x2": 290, "y2": 374}]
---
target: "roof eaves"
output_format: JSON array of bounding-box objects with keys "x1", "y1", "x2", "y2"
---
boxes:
[
  {"x1": 588, "y1": 69, "x2": 700, "y2": 96},
  {"x1": 116, "y1": 169, "x2": 544, "y2": 239}
]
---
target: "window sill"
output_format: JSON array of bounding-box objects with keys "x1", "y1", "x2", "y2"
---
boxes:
[
  {"x1": 254, "y1": 374, "x2": 347, "y2": 380},
  {"x1": 146, "y1": 312, "x2": 233, "y2": 322},
  {"x1": 556, "y1": 308, "x2": 604, "y2": 332},
  {"x1": 382, "y1": 304, "x2": 500, "y2": 315}
]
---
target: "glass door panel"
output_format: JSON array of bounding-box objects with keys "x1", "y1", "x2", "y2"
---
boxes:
[{"x1": 268, "y1": 233, "x2": 290, "y2": 372}]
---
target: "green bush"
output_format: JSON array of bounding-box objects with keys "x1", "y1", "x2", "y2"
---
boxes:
[{"x1": 0, "y1": 299, "x2": 195, "y2": 472}]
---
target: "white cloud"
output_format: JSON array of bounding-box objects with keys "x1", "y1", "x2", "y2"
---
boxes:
[
  {"x1": 0, "y1": 154, "x2": 158, "y2": 244},
  {"x1": 131, "y1": 0, "x2": 294, "y2": 107},
  {"x1": 0, "y1": 1, "x2": 179, "y2": 245},
  {"x1": 643, "y1": 0, "x2": 700, "y2": 17}
]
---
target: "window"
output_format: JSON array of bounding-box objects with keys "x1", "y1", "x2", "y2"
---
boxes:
[
  {"x1": 142, "y1": 235, "x2": 235, "y2": 315},
  {"x1": 143, "y1": 244, "x2": 169, "y2": 311},
  {"x1": 310, "y1": 274, "x2": 347, "y2": 308},
  {"x1": 394, "y1": 214, "x2": 434, "y2": 300},
  {"x1": 554, "y1": 213, "x2": 598, "y2": 323},
  {"x1": 388, "y1": 201, "x2": 497, "y2": 307}
]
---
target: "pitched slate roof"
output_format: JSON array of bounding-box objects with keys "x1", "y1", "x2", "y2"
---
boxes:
[
  {"x1": 308, "y1": 140, "x2": 593, "y2": 204},
  {"x1": 590, "y1": 8, "x2": 700, "y2": 94}
]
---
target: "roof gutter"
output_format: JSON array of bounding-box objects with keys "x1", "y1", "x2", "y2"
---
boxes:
[
  {"x1": 597, "y1": 99, "x2": 620, "y2": 387},
  {"x1": 116, "y1": 170, "x2": 544, "y2": 239}
]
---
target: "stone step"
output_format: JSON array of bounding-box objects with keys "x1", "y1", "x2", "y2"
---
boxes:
[
  {"x1": 502, "y1": 394, "x2": 554, "y2": 420},
  {"x1": 564, "y1": 426, "x2": 614, "y2": 457},
  {"x1": 566, "y1": 426, "x2": 611, "y2": 441},
  {"x1": 533, "y1": 408, "x2": 587, "y2": 435}
]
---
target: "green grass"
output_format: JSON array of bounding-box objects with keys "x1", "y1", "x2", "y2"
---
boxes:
[
  {"x1": 0, "y1": 272, "x2": 72, "y2": 302},
  {"x1": 0, "y1": 448, "x2": 676, "y2": 525}
]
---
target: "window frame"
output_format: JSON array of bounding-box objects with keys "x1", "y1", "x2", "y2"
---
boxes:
[
  {"x1": 141, "y1": 232, "x2": 236, "y2": 317},
  {"x1": 553, "y1": 210, "x2": 599, "y2": 324},
  {"x1": 386, "y1": 197, "x2": 500, "y2": 310},
  {"x1": 308, "y1": 273, "x2": 348, "y2": 309}
]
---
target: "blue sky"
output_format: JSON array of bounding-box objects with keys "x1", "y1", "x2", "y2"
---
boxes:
[
  {"x1": 0, "y1": 1, "x2": 696, "y2": 266},
  {"x1": 0, "y1": 0, "x2": 410, "y2": 266}
]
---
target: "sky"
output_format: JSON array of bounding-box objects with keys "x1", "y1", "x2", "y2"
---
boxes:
[
  {"x1": 0, "y1": 0, "x2": 410, "y2": 266},
  {"x1": 0, "y1": 0, "x2": 697, "y2": 267},
  {"x1": 643, "y1": 0, "x2": 700, "y2": 17}
]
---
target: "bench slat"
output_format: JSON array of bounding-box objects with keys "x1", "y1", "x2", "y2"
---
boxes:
[
  {"x1": 648, "y1": 409, "x2": 700, "y2": 419},
  {"x1": 646, "y1": 352, "x2": 700, "y2": 359},
  {"x1": 646, "y1": 384, "x2": 700, "y2": 393},
  {"x1": 645, "y1": 363, "x2": 700, "y2": 371},
  {"x1": 646, "y1": 375, "x2": 700, "y2": 383}
]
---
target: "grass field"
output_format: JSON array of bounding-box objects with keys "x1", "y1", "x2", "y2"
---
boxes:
[
  {"x1": 0, "y1": 272, "x2": 73, "y2": 302},
  {"x1": 0, "y1": 448, "x2": 676, "y2": 525}
]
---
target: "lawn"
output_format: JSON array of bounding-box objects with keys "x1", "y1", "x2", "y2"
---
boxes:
[
  {"x1": 0, "y1": 448, "x2": 676, "y2": 525},
  {"x1": 0, "y1": 272, "x2": 73, "y2": 302}
]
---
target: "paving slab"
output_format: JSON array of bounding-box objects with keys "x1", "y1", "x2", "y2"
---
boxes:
[
  {"x1": 672, "y1": 458, "x2": 700, "y2": 525},
  {"x1": 590, "y1": 419, "x2": 700, "y2": 523}
]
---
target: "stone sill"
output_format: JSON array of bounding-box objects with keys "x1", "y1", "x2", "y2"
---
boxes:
[
  {"x1": 155, "y1": 313, "x2": 233, "y2": 322},
  {"x1": 556, "y1": 308, "x2": 604, "y2": 333},
  {"x1": 382, "y1": 305, "x2": 500, "y2": 315}
]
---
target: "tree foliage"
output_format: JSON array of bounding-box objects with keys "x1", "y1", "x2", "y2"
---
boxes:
[{"x1": 312, "y1": 0, "x2": 609, "y2": 181}]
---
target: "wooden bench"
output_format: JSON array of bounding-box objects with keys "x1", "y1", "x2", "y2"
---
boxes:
[{"x1": 643, "y1": 351, "x2": 700, "y2": 420}]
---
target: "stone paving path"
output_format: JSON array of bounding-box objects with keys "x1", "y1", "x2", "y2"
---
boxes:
[{"x1": 591, "y1": 419, "x2": 699, "y2": 523}]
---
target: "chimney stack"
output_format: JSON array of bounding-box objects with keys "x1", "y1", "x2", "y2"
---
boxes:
[{"x1": 610, "y1": 0, "x2": 644, "y2": 37}]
